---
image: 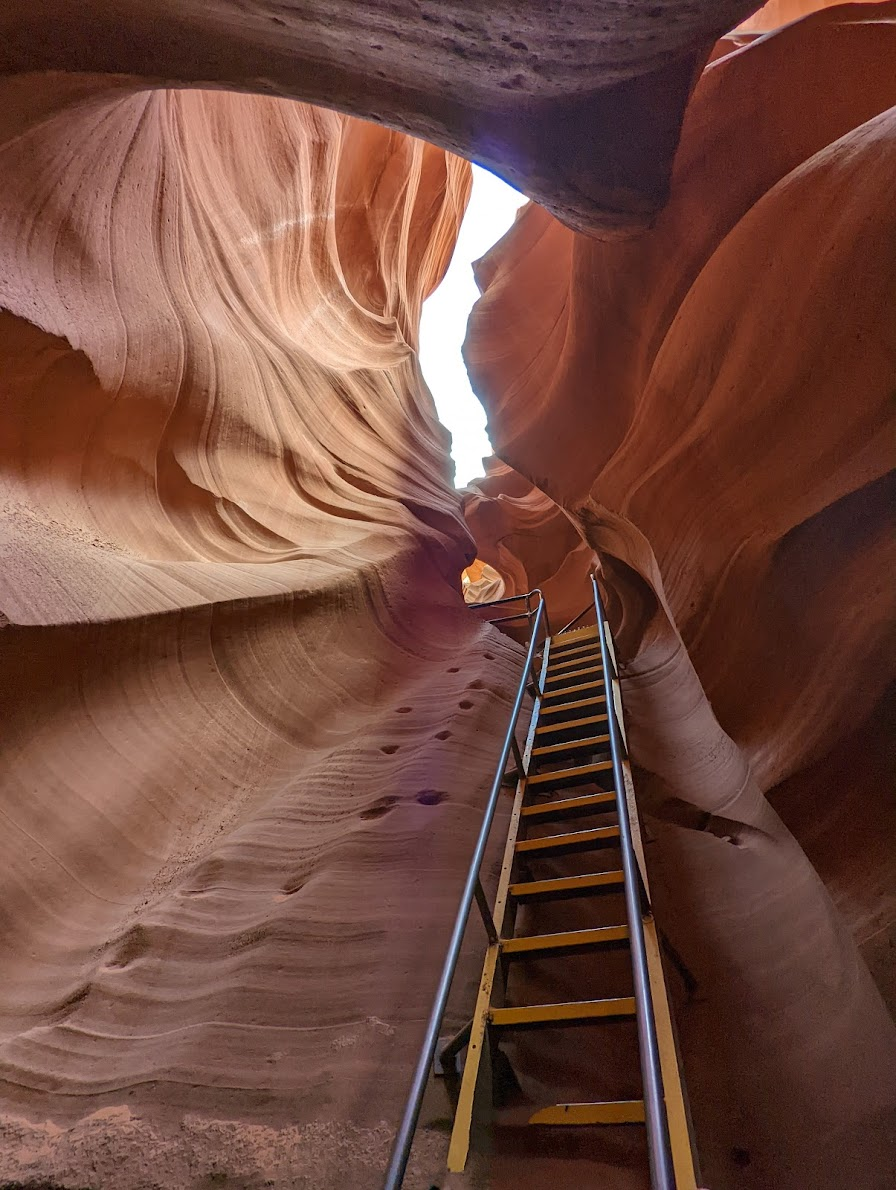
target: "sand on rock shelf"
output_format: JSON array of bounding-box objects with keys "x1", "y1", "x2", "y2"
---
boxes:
[{"x1": 1, "y1": 2, "x2": 895, "y2": 1190}]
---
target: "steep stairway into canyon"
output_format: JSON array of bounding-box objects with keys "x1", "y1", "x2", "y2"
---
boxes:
[{"x1": 385, "y1": 579, "x2": 698, "y2": 1189}]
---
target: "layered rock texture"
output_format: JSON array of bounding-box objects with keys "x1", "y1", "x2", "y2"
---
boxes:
[
  {"x1": 0, "y1": 84, "x2": 528, "y2": 1188},
  {"x1": 0, "y1": 0, "x2": 761, "y2": 234},
  {"x1": 1, "y1": 2, "x2": 894, "y2": 1190}
]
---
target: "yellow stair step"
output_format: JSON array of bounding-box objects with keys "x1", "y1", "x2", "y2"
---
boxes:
[
  {"x1": 549, "y1": 649, "x2": 602, "y2": 674},
  {"x1": 501, "y1": 924, "x2": 629, "y2": 958},
  {"x1": 550, "y1": 626, "x2": 599, "y2": 650},
  {"x1": 529, "y1": 1100, "x2": 646, "y2": 1126},
  {"x1": 527, "y1": 760, "x2": 613, "y2": 791},
  {"x1": 515, "y1": 824, "x2": 621, "y2": 857},
  {"x1": 551, "y1": 635, "x2": 600, "y2": 656},
  {"x1": 538, "y1": 693, "x2": 607, "y2": 721},
  {"x1": 541, "y1": 678, "x2": 605, "y2": 704},
  {"x1": 536, "y1": 712, "x2": 609, "y2": 739},
  {"x1": 521, "y1": 790, "x2": 617, "y2": 822},
  {"x1": 509, "y1": 870, "x2": 626, "y2": 901},
  {"x1": 545, "y1": 663, "x2": 603, "y2": 686},
  {"x1": 490, "y1": 996, "x2": 636, "y2": 1029},
  {"x1": 531, "y1": 733, "x2": 610, "y2": 760}
]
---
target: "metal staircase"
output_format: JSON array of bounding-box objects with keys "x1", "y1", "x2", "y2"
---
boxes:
[{"x1": 384, "y1": 576, "x2": 698, "y2": 1189}]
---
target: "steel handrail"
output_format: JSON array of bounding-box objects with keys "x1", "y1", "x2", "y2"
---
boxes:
[
  {"x1": 467, "y1": 591, "x2": 531, "y2": 610},
  {"x1": 468, "y1": 590, "x2": 551, "y2": 635},
  {"x1": 383, "y1": 589, "x2": 548, "y2": 1190},
  {"x1": 591, "y1": 572, "x2": 675, "y2": 1190}
]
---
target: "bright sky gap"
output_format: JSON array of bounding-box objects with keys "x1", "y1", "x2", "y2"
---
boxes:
[{"x1": 420, "y1": 165, "x2": 527, "y2": 488}]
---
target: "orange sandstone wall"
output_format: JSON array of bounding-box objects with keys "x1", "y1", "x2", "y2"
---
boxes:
[
  {"x1": 0, "y1": 0, "x2": 759, "y2": 235},
  {"x1": 464, "y1": 5, "x2": 896, "y2": 1187},
  {"x1": 0, "y1": 2, "x2": 777, "y2": 1182},
  {"x1": 1, "y1": 3, "x2": 894, "y2": 1189},
  {"x1": 0, "y1": 85, "x2": 528, "y2": 1188},
  {"x1": 738, "y1": 0, "x2": 883, "y2": 29}
]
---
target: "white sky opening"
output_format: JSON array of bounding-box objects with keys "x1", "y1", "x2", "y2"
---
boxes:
[{"x1": 420, "y1": 165, "x2": 527, "y2": 488}]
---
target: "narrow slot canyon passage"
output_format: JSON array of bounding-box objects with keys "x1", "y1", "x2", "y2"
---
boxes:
[
  {"x1": 0, "y1": 3, "x2": 894, "y2": 1190},
  {"x1": 419, "y1": 165, "x2": 526, "y2": 489}
]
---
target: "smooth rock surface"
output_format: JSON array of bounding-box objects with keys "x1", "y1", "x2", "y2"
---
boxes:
[
  {"x1": 0, "y1": 85, "x2": 522, "y2": 1189},
  {"x1": 0, "y1": 1, "x2": 760, "y2": 233}
]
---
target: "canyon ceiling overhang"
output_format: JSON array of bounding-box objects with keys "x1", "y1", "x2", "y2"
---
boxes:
[{"x1": 1, "y1": 0, "x2": 760, "y2": 234}]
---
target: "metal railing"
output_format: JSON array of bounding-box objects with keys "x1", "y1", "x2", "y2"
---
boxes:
[
  {"x1": 591, "y1": 572, "x2": 675, "y2": 1190},
  {"x1": 383, "y1": 589, "x2": 548, "y2": 1190},
  {"x1": 467, "y1": 588, "x2": 551, "y2": 635}
]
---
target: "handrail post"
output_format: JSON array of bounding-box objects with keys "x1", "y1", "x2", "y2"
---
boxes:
[
  {"x1": 510, "y1": 734, "x2": 524, "y2": 774},
  {"x1": 473, "y1": 878, "x2": 499, "y2": 945},
  {"x1": 592, "y1": 573, "x2": 675, "y2": 1190},
  {"x1": 383, "y1": 590, "x2": 546, "y2": 1190}
]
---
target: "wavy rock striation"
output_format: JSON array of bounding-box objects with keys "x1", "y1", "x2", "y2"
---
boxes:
[
  {"x1": 0, "y1": 85, "x2": 527, "y2": 1189},
  {"x1": 0, "y1": 1, "x2": 759, "y2": 234},
  {"x1": 2, "y1": 3, "x2": 894, "y2": 1189}
]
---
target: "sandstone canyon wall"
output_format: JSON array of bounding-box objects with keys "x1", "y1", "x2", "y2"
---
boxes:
[
  {"x1": 1, "y1": 3, "x2": 894, "y2": 1190},
  {"x1": 0, "y1": 83, "x2": 534, "y2": 1189},
  {"x1": 464, "y1": 3, "x2": 896, "y2": 1186}
]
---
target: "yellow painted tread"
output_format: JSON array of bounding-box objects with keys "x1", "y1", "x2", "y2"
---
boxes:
[
  {"x1": 549, "y1": 637, "x2": 597, "y2": 656},
  {"x1": 521, "y1": 790, "x2": 616, "y2": 820},
  {"x1": 545, "y1": 663, "x2": 603, "y2": 685},
  {"x1": 532, "y1": 733, "x2": 610, "y2": 759},
  {"x1": 501, "y1": 925, "x2": 629, "y2": 956},
  {"x1": 551, "y1": 625, "x2": 598, "y2": 648},
  {"x1": 536, "y1": 712, "x2": 608, "y2": 737},
  {"x1": 539, "y1": 694, "x2": 607, "y2": 720},
  {"x1": 549, "y1": 650, "x2": 603, "y2": 673},
  {"x1": 509, "y1": 870, "x2": 625, "y2": 899},
  {"x1": 516, "y1": 824, "x2": 620, "y2": 855},
  {"x1": 527, "y1": 759, "x2": 613, "y2": 788},
  {"x1": 529, "y1": 1100, "x2": 646, "y2": 1126},
  {"x1": 541, "y1": 678, "x2": 605, "y2": 702},
  {"x1": 490, "y1": 996, "x2": 636, "y2": 1028}
]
